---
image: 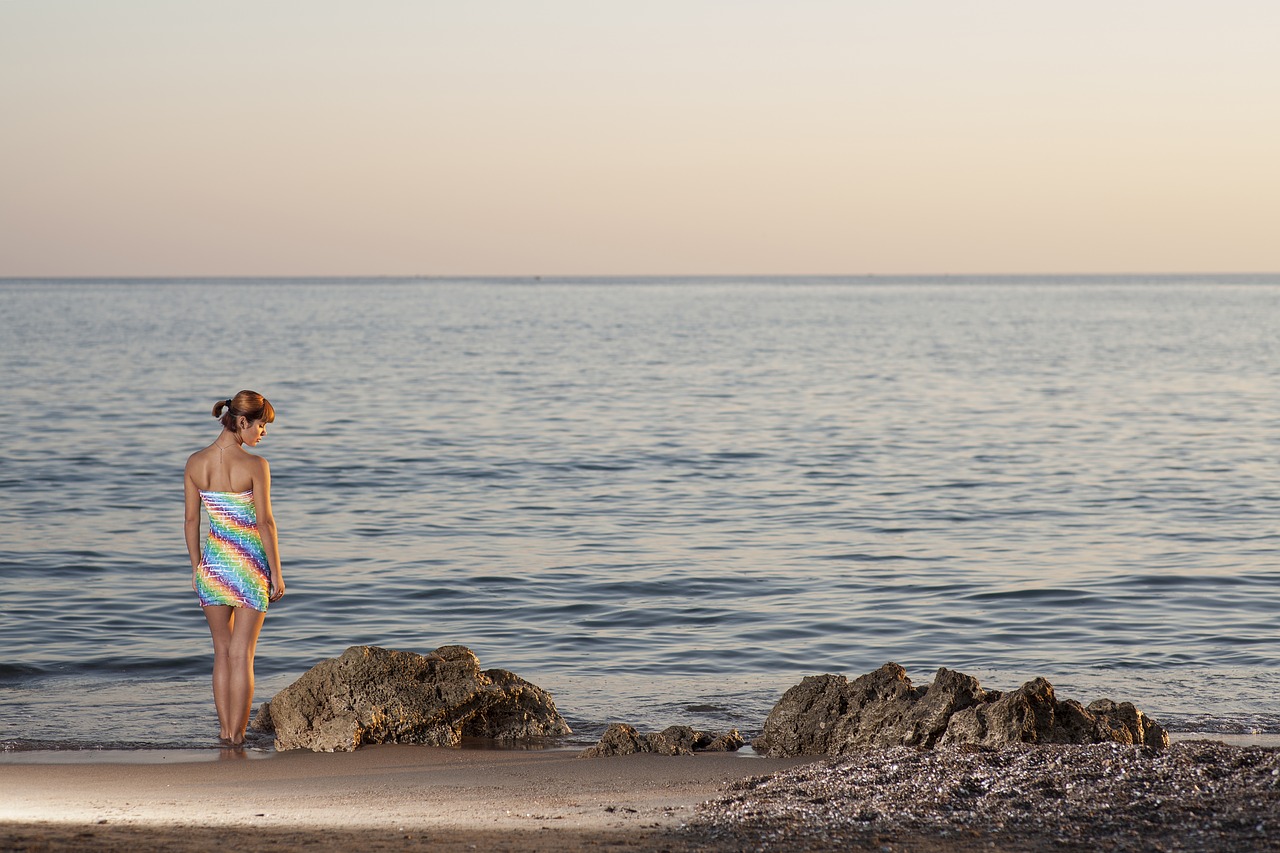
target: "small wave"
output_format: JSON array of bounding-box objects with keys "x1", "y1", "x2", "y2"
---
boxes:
[
  {"x1": 962, "y1": 587, "x2": 1101, "y2": 604},
  {"x1": 0, "y1": 655, "x2": 208, "y2": 682},
  {"x1": 0, "y1": 662, "x2": 52, "y2": 680},
  {"x1": 2, "y1": 737, "x2": 220, "y2": 752},
  {"x1": 816, "y1": 552, "x2": 923, "y2": 563},
  {"x1": 1164, "y1": 713, "x2": 1280, "y2": 736},
  {"x1": 432, "y1": 467, "x2": 517, "y2": 480},
  {"x1": 1112, "y1": 573, "x2": 1255, "y2": 590}
]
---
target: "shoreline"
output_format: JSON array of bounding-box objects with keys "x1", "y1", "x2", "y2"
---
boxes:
[
  {"x1": 3, "y1": 738, "x2": 1278, "y2": 852},
  {"x1": 3, "y1": 730, "x2": 1279, "y2": 765}
]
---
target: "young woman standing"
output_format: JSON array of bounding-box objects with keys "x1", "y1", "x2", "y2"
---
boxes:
[{"x1": 184, "y1": 390, "x2": 285, "y2": 745}]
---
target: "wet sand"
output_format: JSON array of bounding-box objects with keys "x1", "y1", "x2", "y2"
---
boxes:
[
  {"x1": 0, "y1": 745, "x2": 810, "y2": 851},
  {"x1": 3, "y1": 739, "x2": 1278, "y2": 852}
]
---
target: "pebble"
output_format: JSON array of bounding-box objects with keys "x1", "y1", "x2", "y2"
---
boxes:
[{"x1": 687, "y1": 740, "x2": 1280, "y2": 852}]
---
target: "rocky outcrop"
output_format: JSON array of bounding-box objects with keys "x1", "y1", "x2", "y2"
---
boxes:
[
  {"x1": 938, "y1": 680, "x2": 1167, "y2": 749},
  {"x1": 753, "y1": 664, "x2": 1167, "y2": 757},
  {"x1": 580, "y1": 723, "x2": 745, "y2": 758},
  {"x1": 251, "y1": 644, "x2": 572, "y2": 752}
]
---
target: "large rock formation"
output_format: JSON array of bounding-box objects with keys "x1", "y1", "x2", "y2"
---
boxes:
[
  {"x1": 753, "y1": 663, "x2": 1167, "y2": 757},
  {"x1": 580, "y1": 723, "x2": 745, "y2": 758},
  {"x1": 251, "y1": 644, "x2": 572, "y2": 752}
]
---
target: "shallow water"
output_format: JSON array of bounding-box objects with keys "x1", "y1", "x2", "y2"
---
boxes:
[{"x1": 1, "y1": 276, "x2": 1278, "y2": 751}]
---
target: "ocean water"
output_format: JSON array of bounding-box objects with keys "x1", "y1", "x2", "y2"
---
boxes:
[{"x1": 1, "y1": 276, "x2": 1277, "y2": 753}]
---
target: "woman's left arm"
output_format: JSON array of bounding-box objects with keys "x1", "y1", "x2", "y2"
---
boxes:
[{"x1": 253, "y1": 457, "x2": 285, "y2": 601}]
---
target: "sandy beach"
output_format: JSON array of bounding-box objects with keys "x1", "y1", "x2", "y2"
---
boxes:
[
  {"x1": 0, "y1": 745, "x2": 813, "y2": 852},
  {"x1": 4, "y1": 737, "x2": 1278, "y2": 852}
]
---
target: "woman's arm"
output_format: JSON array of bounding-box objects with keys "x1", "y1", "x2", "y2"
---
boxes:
[
  {"x1": 253, "y1": 457, "x2": 285, "y2": 601},
  {"x1": 184, "y1": 462, "x2": 202, "y2": 589}
]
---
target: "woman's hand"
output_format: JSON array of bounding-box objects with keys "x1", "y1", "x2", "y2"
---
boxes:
[{"x1": 270, "y1": 577, "x2": 286, "y2": 602}]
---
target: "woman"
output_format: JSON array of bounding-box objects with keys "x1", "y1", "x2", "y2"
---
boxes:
[{"x1": 184, "y1": 390, "x2": 285, "y2": 746}]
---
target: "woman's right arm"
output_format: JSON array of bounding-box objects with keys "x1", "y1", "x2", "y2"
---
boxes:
[
  {"x1": 184, "y1": 462, "x2": 202, "y2": 588},
  {"x1": 252, "y1": 457, "x2": 285, "y2": 602}
]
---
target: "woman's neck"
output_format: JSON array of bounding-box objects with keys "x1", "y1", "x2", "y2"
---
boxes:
[{"x1": 216, "y1": 429, "x2": 243, "y2": 449}]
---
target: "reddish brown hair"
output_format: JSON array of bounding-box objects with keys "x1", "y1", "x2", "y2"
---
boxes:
[{"x1": 212, "y1": 390, "x2": 275, "y2": 431}]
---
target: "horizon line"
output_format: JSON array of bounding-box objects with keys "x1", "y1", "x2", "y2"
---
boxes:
[{"x1": 3, "y1": 271, "x2": 1280, "y2": 282}]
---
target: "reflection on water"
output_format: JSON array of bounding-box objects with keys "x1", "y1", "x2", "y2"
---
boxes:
[{"x1": 0, "y1": 748, "x2": 275, "y2": 764}]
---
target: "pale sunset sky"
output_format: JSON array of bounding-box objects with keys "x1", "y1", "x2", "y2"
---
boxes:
[{"x1": 2, "y1": 1, "x2": 1277, "y2": 276}]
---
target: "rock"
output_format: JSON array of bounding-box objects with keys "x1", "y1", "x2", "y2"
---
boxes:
[
  {"x1": 579, "y1": 723, "x2": 648, "y2": 758},
  {"x1": 753, "y1": 665, "x2": 1168, "y2": 757},
  {"x1": 937, "y1": 680, "x2": 1169, "y2": 749},
  {"x1": 938, "y1": 676, "x2": 1053, "y2": 748},
  {"x1": 1086, "y1": 698, "x2": 1168, "y2": 746},
  {"x1": 251, "y1": 697, "x2": 273, "y2": 732},
  {"x1": 251, "y1": 644, "x2": 572, "y2": 752},
  {"x1": 580, "y1": 723, "x2": 744, "y2": 758},
  {"x1": 704, "y1": 729, "x2": 747, "y2": 752},
  {"x1": 647, "y1": 725, "x2": 716, "y2": 755}
]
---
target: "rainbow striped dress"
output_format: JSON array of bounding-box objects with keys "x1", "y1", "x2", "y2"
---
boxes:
[{"x1": 196, "y1": 489, "x2": 270, "y2": 612}]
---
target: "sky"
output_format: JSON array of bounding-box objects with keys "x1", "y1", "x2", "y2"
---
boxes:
[{"x1": 2, "y1": 1, "x2": 1278, "y2": 276}]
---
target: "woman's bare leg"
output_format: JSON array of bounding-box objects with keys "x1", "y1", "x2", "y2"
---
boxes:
[
  {"x1": 204, "y1": 604, "x2": 267, "y2": 743},
  {"x1": 203, "y1": 605, "x2": 234, "y2": 740},
  {"x1": 226, "y1": 606, "x2": 266, "y2": 742}
]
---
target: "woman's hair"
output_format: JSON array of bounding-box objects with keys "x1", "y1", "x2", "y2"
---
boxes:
[{"x1": 212, "y1": 390, "x2": 276, "y2": 431}]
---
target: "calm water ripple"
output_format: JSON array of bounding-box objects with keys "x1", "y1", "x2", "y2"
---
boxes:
[{"x1": 1, "y1": 277, "x2": 1278, "y2": 751}]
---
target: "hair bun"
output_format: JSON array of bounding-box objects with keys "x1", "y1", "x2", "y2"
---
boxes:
[{"x1": 214, "y1": 390, "x2": 274, "y2": 429}]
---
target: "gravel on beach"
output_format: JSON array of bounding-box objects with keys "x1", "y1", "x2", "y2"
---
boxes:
[{"x1": 688, "y1": 740, "x2": 1280, "y2": 852}]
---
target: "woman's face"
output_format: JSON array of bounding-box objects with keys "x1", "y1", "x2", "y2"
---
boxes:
[{"x1": 239, "y1": 418, "x2": 269, "y2": 447}]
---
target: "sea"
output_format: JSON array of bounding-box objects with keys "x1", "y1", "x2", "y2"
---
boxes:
[{"x1": 1, "y1": 276, "x2": 1277, "y2": 757}]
